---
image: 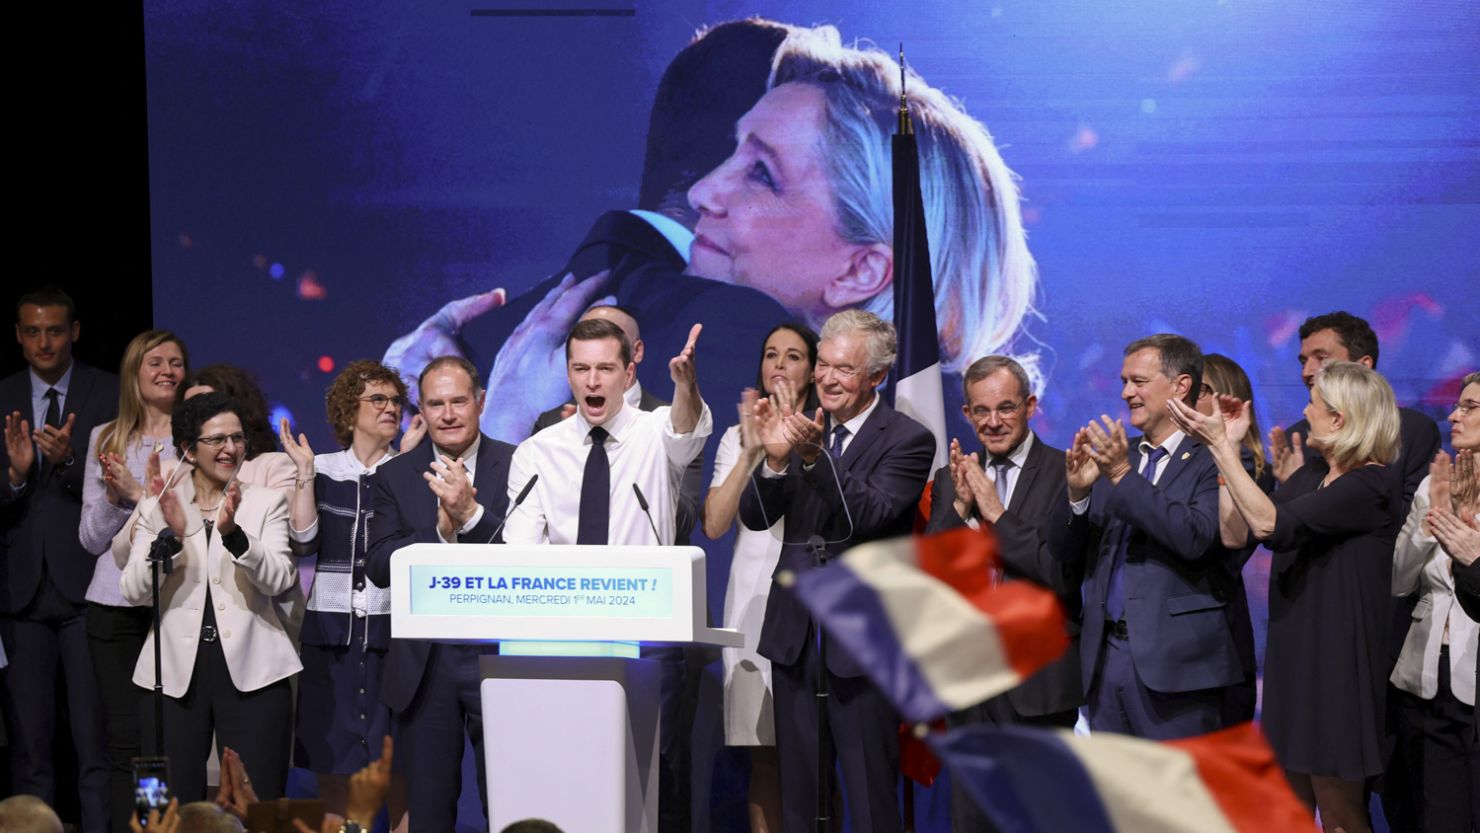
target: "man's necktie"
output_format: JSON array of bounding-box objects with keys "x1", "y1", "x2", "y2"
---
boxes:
[
  {"x1": 990, "y1": 457, "x2": 1012, "y2": 508},
  {"x1": 1105, "y1": 445, "x2": 1169, "y2": 624},
  {"x1": 577, "y1": 426, "x2": 611, "y2": 545},
  {"x1": 829, "y1": 424, "x2": 849, "y2": 460},
  {"x1": 44, "y1": 388, "x2": 61, "y2": 429}
]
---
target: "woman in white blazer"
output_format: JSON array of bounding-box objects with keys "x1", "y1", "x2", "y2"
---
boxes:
[
  {"x1": 1391, "y1": 370, "x2": 1480, "y2": 833},
  {"x1": 121, "y1": 391, "x2": 301, "y2": 803}
]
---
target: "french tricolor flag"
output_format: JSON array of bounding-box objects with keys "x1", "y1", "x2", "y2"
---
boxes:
[
  {"x1": 930, "y1": 722, "x2": 1314, "y2": 833},
  {"x1": 788, "y1": 526, "x2": 1068, "y2": 723},
  {"x1": 889, "y1": 114, "x2": 948, "y2": 473}
]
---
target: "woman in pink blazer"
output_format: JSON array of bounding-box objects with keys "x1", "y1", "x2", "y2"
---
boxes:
[{"x1": 120, "y1": 391, "x2": 301, "y2": 803}]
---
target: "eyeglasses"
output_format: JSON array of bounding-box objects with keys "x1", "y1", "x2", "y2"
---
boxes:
[
  {"x1": 196, "y1": 432, "x2": 247, "y2": 449},
  {"x1": 1454, "y1": 399, "x2": 1480, "y2": 416},
  {"x1": 360, "y1": 394, "x2": 407, "y2": 411},
  {"x1": 815, "y1": 360, "x2": 862, "y2": 381},
  {"x1": 969, "y1": 401, "x2": 1024, "y2": 421}
]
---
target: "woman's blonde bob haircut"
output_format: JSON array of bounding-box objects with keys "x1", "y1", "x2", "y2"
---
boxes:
[{"x1": 1309, "y1": 361, "x2": 1400, "y2": 470}]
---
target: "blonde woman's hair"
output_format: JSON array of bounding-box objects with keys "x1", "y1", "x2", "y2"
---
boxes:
[
  {"x1": 768, "y1": 26, "x2": 1041, "y2": 385},
  {"x1": 97, "y1": 330, "x2": 188, "y2": 460},
  {"x1": 1310, "y1": 361, "x2": 1400, "y2": 470}
]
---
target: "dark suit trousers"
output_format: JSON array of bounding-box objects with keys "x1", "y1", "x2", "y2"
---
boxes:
[
  {"x1": 86, "y1": 602, "x2": 151, "y2": 833},
  {"x1": 947, "y1": 698, "x2": 1077, "y2": 833},
  {"x1": 395, "y1": 643, "x2": 492, "y2": 833},
  {"x1": 5, "y1": 571, "x2": 109, "y2": 831},
  {"x1": 772, "y1": 631, "x2": 901, "y2": 833},
  {"x1": 1087, "y1": 629, "x2": 1226, "y2": 741},
  {"x1": 1394, "y1": 647, "x2": 1479, "y2": 833},
  {"x1": 139, "y1": 637, "x2": 293, "y2": 804}
]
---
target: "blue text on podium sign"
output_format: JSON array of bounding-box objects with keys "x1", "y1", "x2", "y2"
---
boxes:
[{"x1": 409, "y1": 565, "x2": 675, "y2": 618}]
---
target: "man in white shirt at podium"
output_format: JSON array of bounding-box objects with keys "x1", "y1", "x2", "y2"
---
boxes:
[{"x1": 502, "y1": 318, "x2": 711, "y2": 547}]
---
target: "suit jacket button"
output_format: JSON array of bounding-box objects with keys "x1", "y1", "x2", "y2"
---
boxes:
[{"x1": 221, "y1": 629, "x2": 231, "y2": 639}]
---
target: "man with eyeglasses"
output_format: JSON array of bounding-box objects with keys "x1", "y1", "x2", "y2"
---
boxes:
[
  {"x1": 1272, "y1": 310, "x2": 1441, "y2": 833},
  {"x1": 923, "y1": 355, "x2": 1083, "y2": 831},
  {"x1": 0, "y1": 285, "x2": 117, "y2": 831},
  {"x1": 366, "y1": 355, "x2": 515, "y2": 833},
  {"x1": 1047, "y1": 334, "x2": 1254, "y2": 742},
  {"x1": 738, "y1": 309, "x2": 934, "y2": 833}
]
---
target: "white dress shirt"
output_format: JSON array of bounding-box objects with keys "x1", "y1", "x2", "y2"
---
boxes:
[{"x1": 503, "y1": 400, "x2": 711, "y2": 546}]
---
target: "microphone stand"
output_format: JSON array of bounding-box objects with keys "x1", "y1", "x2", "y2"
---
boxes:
[
  {"x1": 147, "y1": 530, "x2": 177, "y2": 755},
  {"x1": 807, "y1": 533, "x2": 832, "y2": 833}
]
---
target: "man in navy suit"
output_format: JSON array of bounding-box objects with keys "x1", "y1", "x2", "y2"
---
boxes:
[
  {"x1": 1049, "y1": 334, "x2": 1253, "y2": 740},
  {"x1": 366, "y1": 355, "x2": 514, "y2": 833},
  {"x1": 1, "y1": 285, "x2": 116, "y2": 830},
  {"x1": 740, "y1": 310, "x2": 935, "y2": 833},
  {"x1": 924, "y1": 355, "x2": 1082, "y2": 830}
]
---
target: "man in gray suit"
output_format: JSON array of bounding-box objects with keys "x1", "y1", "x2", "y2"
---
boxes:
[{"x1": 924, "y1": 355, "x2": 1083, "y2": 831}]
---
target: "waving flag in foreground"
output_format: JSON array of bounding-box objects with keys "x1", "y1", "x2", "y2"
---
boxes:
[
  {"x1": 786, "y1": 526, "x2": 1067, "y2": 723},
  {"x1": 929, "y1": 722, "x2": 1313, "y2": 833}
]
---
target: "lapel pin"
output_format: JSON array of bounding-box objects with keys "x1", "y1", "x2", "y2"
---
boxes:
[{"x1": 1180, "y1": 451, "x2": 1190, "y2": 460}]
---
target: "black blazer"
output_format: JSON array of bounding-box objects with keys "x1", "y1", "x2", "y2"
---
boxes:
[
  {"x1": 924, "y1": 434, "x2": 1083, "y2": 716},
  {"x1": 0, "y1": 361, "x2": 119, "y2": 612},
  {"x1": 531, "y1": 386, "x2": 703, "y2": 545},
  {"x1": 1048, "y1": 438, "x2": 1254, "y2": 696},
  {"x1": 741, "y1": 400, "x2": 935, "y2": 678},
  {"x1": 366, "y1": 435, "x2": 514, "y2": 712}
]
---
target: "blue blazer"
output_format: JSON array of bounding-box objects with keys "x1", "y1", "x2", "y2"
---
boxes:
[
  {"x1": 1048, "y1": 437, "x2": 1254, "y2": 695},
  {"x1": 366, "y1": 435, "x2": 513, "y2": 712},
  {"x1": 742, "y1": 400, "x2": 935, "y2": 678},
  {"x1": 0, "y1": 361, "x2": 119, "y2": 612}
]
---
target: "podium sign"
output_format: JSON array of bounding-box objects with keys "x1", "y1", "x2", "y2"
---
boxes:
[{"x1": 390, "y1": 543, "x2": 742, "y2": 647}]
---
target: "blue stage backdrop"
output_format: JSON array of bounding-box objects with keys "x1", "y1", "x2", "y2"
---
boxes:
[{"x1": 145, "y1": 1, "x2": 1479, "y2": 830}]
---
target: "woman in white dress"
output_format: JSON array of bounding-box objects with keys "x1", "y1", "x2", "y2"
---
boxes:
[{"x1": 703, "y1": 322, "x2": 818, "y2": 833}]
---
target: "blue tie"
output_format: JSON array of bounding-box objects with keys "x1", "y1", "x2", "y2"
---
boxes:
[
  {"x1": 991, "y1": 458, "x2": 1012, "y2": 508},
  {"x1": 1105, "y1": 445, "x2": 1169, "y2": 624},
  {"x1": 829, "y1": 424, "x2": 849, "y2": 459}
]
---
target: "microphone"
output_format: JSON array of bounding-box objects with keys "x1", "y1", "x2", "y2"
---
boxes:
[
  {"x1": 806, "y1": 534, "x2": 828, "y2": 568},
  {"x1": 148, "y1": 528, "x2": 179, "y2": 575},
  {"x1": 486, "y1": 474, "x2": 538, "y2": 544},
  {"x1": 632, "y1": 483, "x2": 663, "y2": 544}
]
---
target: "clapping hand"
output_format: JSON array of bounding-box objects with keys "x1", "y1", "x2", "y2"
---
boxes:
[
  {"x1": 1429, "y1": 507, "x2": 1480, "y2": 567},
  {"x1": 1065, "y1": 428, "x2": 1099, "y2": 501},
  {"x1": 399, "y1": 414, "x2": 427, "y2": 455},
  {"x1": 279, "y1": 417, "x2": 316, "y2": 480},
  {"x1": 948, "y1": 438, "x2": 976, "y2": 520},
  {"x1": 1083, "y1": 416, "x2": 1132, "y2": 483},
  {"x1": 215, "y1": 746, "x2": 257, "y2": 821},
  {"x1": 34, "y1": 413, "x2": 76, "y2": 466},
  {"x1": 4, "y1": 411, "x2": 35, "y2": 485},
  {"x1": 102, "y1": 451, "x2": 146, "y2": 505},
  {"x1": 1269, "y1": 426, "x2": 1305, "y2": 483},
  {"x1": 215, "y1": 479, "x2": 243, "y2": 537},
  {"x1": 425, "y1": 455, "x2": 478, "y2": 539}
]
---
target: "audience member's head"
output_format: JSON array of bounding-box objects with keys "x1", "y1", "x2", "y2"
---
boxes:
[
  {"x1": 498, "y1": 820, "x2": 566, "y2": 833},
  {"x1": 177, "y1": 801, "x2": 245, "y2": 833},
  {"x1": 417, "y1": 355, "x2": 486, "y2": 456},
  {"x1": 1199, "y1": 353, "x2": 1268, "y2": 479},
  {"x1": 1297, "y1": 311, "x2": 1380, "y2": 389},
  {"x1": 815, "y1": 309, "x2": 895, "y2": 422},
  {"x1": 0, "y1": 795, "x2": 64, "y2": 833},
  {"x1": 324, "y1": 359, "x2": 408, "y2": 448},
  {"x1": 581, "y1": 305, "x2": 644, "y2": 370}
]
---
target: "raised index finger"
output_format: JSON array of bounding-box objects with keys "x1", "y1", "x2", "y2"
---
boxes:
[{"x1": 684, "y1": 323, "x2": 703, "y2": 352}]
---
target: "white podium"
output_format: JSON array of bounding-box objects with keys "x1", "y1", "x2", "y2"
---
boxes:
[{"x1": 389, "y1": 544, "x2": 741, "y2": 833}]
